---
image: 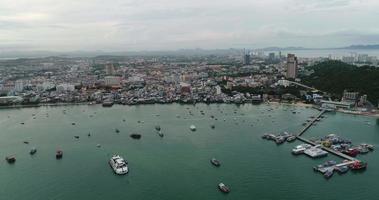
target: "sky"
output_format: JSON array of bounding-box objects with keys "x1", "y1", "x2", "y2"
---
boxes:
[{"x1": 0, "y1": 0, "x2": 378, "y2": 51}]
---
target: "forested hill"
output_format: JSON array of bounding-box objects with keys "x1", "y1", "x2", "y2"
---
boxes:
[{"x1": 301, "y1": 60, "x2": 379, "y2": 105}]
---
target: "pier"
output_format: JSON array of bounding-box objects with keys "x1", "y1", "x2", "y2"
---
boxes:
[
  {"x1": 295, "y1": 109, "x2": 359, "y2": 162},
  {"x1": 297, "y1": 109, "x2": 326, "y2": 137}
]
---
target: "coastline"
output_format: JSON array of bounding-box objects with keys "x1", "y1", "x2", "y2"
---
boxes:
[{"x1": 1, "y1": 101, "x2": 378, "y2": 118}]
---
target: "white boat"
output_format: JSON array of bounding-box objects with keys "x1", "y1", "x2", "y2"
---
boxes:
[
  {"x1": 109, "y1": 155, "x2": 129, "y2": 175},
  {"x1": 190, "y1": 125, "x2": 196, "y2": 131},
  {"x1": 292, "y1": 144, "x2": 312, "y2": 155}
]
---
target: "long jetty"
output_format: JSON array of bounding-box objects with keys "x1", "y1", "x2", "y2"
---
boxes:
[{"x1": 295, "y1": 109, "x2": 358, "y2": 162}]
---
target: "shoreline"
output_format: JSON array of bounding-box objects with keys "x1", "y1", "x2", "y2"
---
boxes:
[{"x1": 1, "y1": 101, "x2": 378, "y2": 118}]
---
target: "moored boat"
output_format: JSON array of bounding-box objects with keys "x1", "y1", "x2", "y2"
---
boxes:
[
  {"x1": 5, "y1": 156, "x2": 16, "y2": 164},
  {"x1": 109, "y1": 155, "x2": 128, "y2": 175},
  {"x1": 130, "y1": 133, "x2": 142, "y2": 139},
  {"x1": 350, "y1": 161, "x2": 367, "y2": 170},
  {"x1": 30, "y1": 147, "x2": 37, "y2": 155},
  {"x1": 324, "y1": 169, "x2": 334, "y2": 179},
  {"x1": 56, "y1": 150, "x2": 63, "y2": 159}
]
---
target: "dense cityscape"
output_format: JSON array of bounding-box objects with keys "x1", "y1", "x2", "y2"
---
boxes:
[{"x1": 0, "y1": 50, "x2": 378, "y2": 116}]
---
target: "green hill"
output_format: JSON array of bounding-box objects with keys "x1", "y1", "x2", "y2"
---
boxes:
[{"x1": 301, "y1": 60, "x2": 379, "y2": 105}]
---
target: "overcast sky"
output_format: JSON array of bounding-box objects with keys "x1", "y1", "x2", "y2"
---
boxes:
[{"x1": 0, "y1": 0, "x2": 378, "y2": 51}]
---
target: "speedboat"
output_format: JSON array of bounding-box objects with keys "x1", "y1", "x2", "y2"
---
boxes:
[
  {"x1": 210, "y1": 158, "x2": 221, "y2": 167},
  {"x1": 218, "y1": 183, "x2": 230, "y2": 193},
  {"x1": 56, "y1": 150, "x2": 63, "y2": 159},
  {"x1": 109, "y1": 155, "x2": 128, "y2": 175},
  {"x1": 30, "y1": 147, "x2": 37, "y2": 155}
]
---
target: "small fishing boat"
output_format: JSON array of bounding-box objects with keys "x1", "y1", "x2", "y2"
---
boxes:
[
  {"x1": 158, "y1": 131, "x2": 164, "y2": 137},
  {"x1": 72, "y1": 122, "x2": 76, "y2": 125},
  {"x1": 115, "y1": 128, "x2": 120, "y2": 133},
  {"x1": 155, "y1": 125, "x2": 161, "y2": 131},
  {"x1": 96, "y1": 144, "x2": 101, "y2": 148},
  {"x1": 88, "y1": 132, "x2": 91, "y2": 137},
  {"x1": 211, "y1": 124, "x2": 215, "y2": 129},
  {"x1": 56, "y1": 150, "x2": 63, "y2": 159},
  {"x1": 5, "y1": 156, "x2": 16, "y2": 164},
  {"x1": 23, "y1": 141, "x2": 29, "y2": 144},
  {"x1": 130, "y1": 133, "x2": 142, "y2": 139},
  {"x1": 218, "y1": 183, "x2": 230, "y2": 193},
  {"x1": 210, "y1": 158, "x2": 221, "y2": 167},
  {"x1": 74, "y1": 136, "x2": 80, "y2": 139},
  {"x1": 190, "y1": 125, "x2": 196, "y2": 131},
  {"x1": 30, "y1": 147, "x2": 37, "y2": 155}
]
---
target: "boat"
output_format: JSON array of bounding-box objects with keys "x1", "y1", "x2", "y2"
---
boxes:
[
  {"x1": 5, "y1": 156, "x2": 16, "y2": 164},
  {"x1": 115, "y1": 128, "x2": 120, "y2": 133},
  {"x1": 343, "y1": 148, "x2": 360, "y2": 157},
  {"x1": 218, "y1": 183, "x2": 230, "y2": 193},
  {"x1": 350, "y1": 161, "x2": 367, "y2": 170},
  {"x1": 158, "y1": 131, "x2": 164, "y2": 137},
  {"x1": 130, "y1": 133, "x2": 142, "y2": 139},
  {"x1": 286, "y1": 135, "x2": 296, "y2": 142},
  {"x1": 275, "y1": 136, "x2": 285, "y2": 144},
  {"x1": 155, "y1": 125, "x2": 161, "y2": 131},
  {"x1": 334, "y1": 165, "x2": 349, "y2": 174},
  {"x1": 88, "y1": 132, "x2": 91, "y2": 137},
  {"x1": 23, "y1": 141, "x2": 29, "y2": 144},
  {"x1": 360, "y1": 143, "x2": 374, "y2": 151},
  {"x1": 324, "y1": 169, "x2": 334, "y2": 179},
  {"x1": 211, "y1": 124, "x2": 215, "y2": 129},
  {"x1": 190, "y1": 125, "x2": 196, "y2": 131},
  {"x1": 74, "y1": 135, "x2": 80, "y2": 139},
  {"x1": 292, "y1": 144, "x2": 312, "y2": 155},
  {"x1": 56, "y1": 150, "x2": 63, "y2": 159},
  {"x1": 102, "y1": 100, "x2": 114, "y2": 107},
  {"x1": 109, "y1": 155, "x2": 129, "y2": 175},
  {"x1": 96, "y1": 144, "x2": 101, "y2": 148},
  {"x1": 210, "y1": 158, "x2": 221, "y2": 167},
  {"x1": 72, "y1": 122, "x2": 76, "y2": 125},
  {"x1": 30, "y1": 147, "x2": 37, "y2": 155}
]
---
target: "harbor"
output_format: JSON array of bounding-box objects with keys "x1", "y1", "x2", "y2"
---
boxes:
[
  {"x1": 263, "y1": 108, "x2": 375, "y2": 179},
  {"x1": 0, "y1": 103, "x2": 378, "y2": 200}
]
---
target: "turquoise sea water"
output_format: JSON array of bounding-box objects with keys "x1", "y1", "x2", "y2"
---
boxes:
[{"x1": 0, "y1": 104, "x2": 378, "y2": 200}]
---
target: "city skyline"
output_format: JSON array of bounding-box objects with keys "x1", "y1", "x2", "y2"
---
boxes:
[{"x1": 1, "y1": 0, "x2": 379, "y2": 51}]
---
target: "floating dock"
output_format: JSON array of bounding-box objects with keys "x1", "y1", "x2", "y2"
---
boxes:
[{"x1": 295, "y1": 109, "x2": 359, "y2": 162}]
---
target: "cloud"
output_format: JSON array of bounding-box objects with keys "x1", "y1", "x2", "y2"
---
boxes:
[{"x1": 0, "y1": 0, "x2": 377, "y2": 51}]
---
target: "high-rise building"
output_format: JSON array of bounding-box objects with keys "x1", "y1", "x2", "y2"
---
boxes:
[
  {"x1": 286, "y1": 54, "x2": 298, "y2": 79},
  {"x1": 243, "y1": 50, "x2": 251, "y2": 65},
  {"x1": 105, "y1": 64, "x2": 115, "y2": 75},
  {"x1": 268, "y1": 53, "x2": 275, "y2": 62}
]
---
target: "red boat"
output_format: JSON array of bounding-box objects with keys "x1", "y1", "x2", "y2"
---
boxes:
[
  {"x1": 56, "y1": 150, "x2": 63, "y2": 159},
  {"x1": 350, "y1": 161, "x2": 367, "y2": 170},
  {"x1": 343, "y1": 148, "x2": 360, "y2": 157}
]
